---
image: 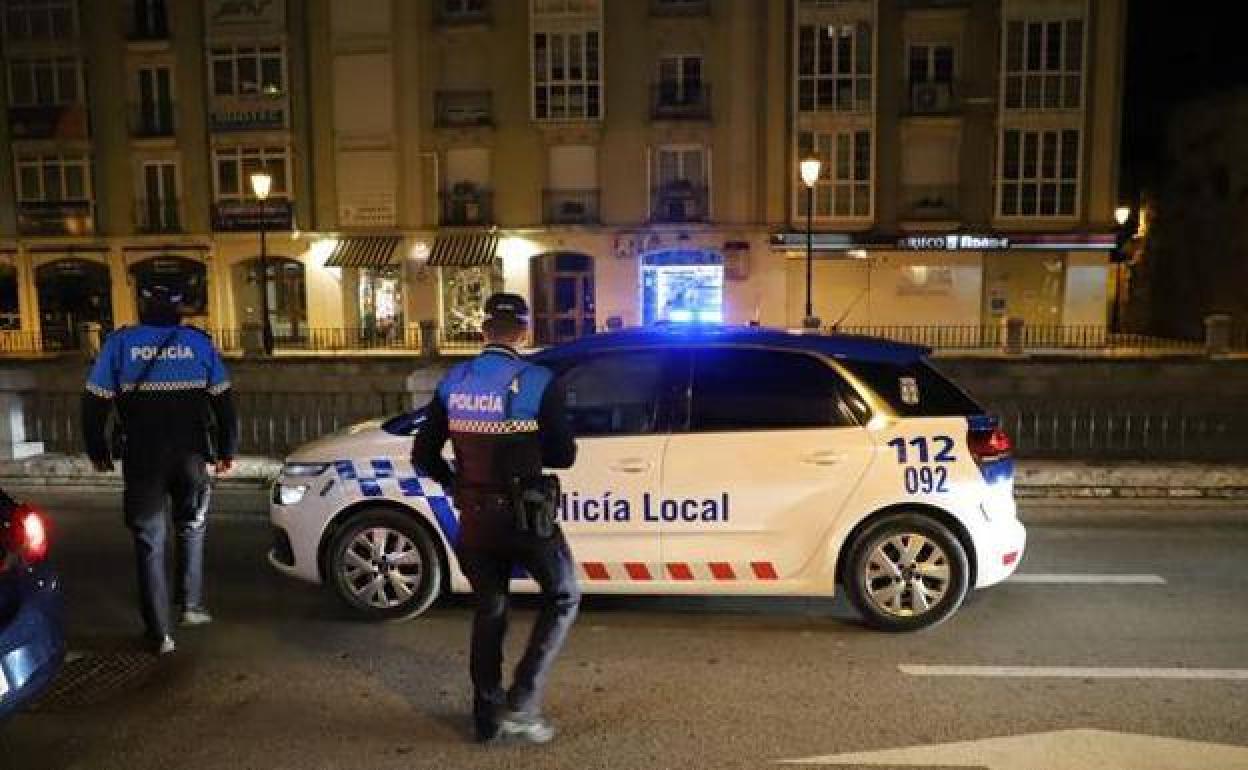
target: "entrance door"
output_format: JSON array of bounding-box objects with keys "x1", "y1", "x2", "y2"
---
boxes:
[
  {"x1": 137, "y1": 66, "x2": 173, "y2": 136},
  {"x1": 660, "y1": 347, "x2": 873, "y2": 585},
  {"x1": 35, "y1": 260, "x2": 113, "y2": 351},
  {"x1": 531, "y1": 252, "x2": 595, "y2": 345},
  {"x1": 232, "y1": 258, "x2": 307, "y2": 342}
]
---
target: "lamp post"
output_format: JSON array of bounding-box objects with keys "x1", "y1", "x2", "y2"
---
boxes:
[
  {"x1": 799, "y1": 156, "x2": 823, "y2": 330},
  {"x1": 250, "y1": 171, "x2": 274, "y2": 355},
  {"x1": 1111, "y1": 204, "x2": 1131, "y2": 334}
]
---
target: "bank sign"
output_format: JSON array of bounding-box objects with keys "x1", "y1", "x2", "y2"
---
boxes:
[{"x1": 897, "y1": 233, "x2": 1011, "y2": 251}]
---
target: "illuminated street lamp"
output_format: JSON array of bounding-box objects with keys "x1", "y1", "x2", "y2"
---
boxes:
[
  {"x1": 250, "y1": 171, "x2": 274, "y2": 355},
  {"x1": 799, "y1": 156, "x2": 823, "y2": 330},
  {"x1": 1111, "y1": 204, "x2": 1132, "y2": 333},
  {"x1": 1114, "y1": 205, "x2": 1131, "y2": 227}
]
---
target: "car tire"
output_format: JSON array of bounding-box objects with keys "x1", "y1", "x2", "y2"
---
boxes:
[
  {"x1": 844, "y1": 512, "x2": 970, "y2": 632},
  {"x1": 327, "y1": 508, "x2": 443, "y2": 622}
]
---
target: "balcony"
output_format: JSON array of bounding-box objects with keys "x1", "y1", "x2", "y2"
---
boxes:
[
  {"x1": 434, "y1": 90, "x2": 493, "y2": 128},
  {"x1": 16, "y1": 201, "x2": 94, "y2": 236},
  {"x1": 129, "y1": 103, "x2": 175, "y2": 138},
  {"x1": 650, "y1": 0, "x2": 710, "y2": 16},
  {"x1": 7, "y1": 104, "x2": 89, "y2": 141},
  {"x1": 135, "y1": 198, "x2": 181, "y2": 234},
  {"x1": 903, "y1": 81, "x2": 960, "y2": 116},
  {"x1": 900, "y1": 184, "x2": 960, "y2": 221},
  {"x1": 650, "y1": 182, "x2": 708, "y2": 224},
  {"x1": 434, "y1": 0, "x2": 490, "y2": 25},
  {"x1": 651, "y1": 82, "x2": 711, "y2": 121},
  {"x1": 440, "y1": 186, "x2": 494, "y2": 226},
  {"x1": 544, "y1": 189, "x2": 600, "y2": 225}
]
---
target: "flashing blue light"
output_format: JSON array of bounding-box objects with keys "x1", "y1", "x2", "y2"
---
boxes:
[
  {"x1": 668, "y1": 309, "x2": 694, "y2": 322},
  {"x1": 698, "y1": 310, "x2": 723, "y2": 322}
]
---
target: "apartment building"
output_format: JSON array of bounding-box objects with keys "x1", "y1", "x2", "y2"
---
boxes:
[{"x1": 0, "y1": 0, "x2": 1125, "y2": 352}]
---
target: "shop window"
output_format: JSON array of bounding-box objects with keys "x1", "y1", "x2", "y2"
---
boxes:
[
  {"x1": 0, "y1": 263, "x2": 20, "y2": 330},
  {"x1": 357, "y1": 266, "x2": 404, "y2": 342},
  {"x1": 35, "y1": 259, "x2": 113, "y2": 350},
  {"x1": 131, "y1": 257, "x2": 207, "y2": 316},
  {"x1": 440, "y1": 262, "x2": 503, "y2": 343},
  {"x1": 231, "y1": 257, "x2": 307, "y2": 341},
  {"x1": 641, "y1": 250, "x2": 723, "y2": 324}
]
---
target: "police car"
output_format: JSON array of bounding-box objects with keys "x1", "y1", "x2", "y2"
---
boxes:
[{"x1": 269, "y1": 326, "x2": 1024, "y2": 631}]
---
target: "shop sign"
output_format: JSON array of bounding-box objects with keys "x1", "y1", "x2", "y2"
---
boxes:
[
  {"x1": 338, "y1": 193, "x2": 396, "y2": 228},
  {"x1": 642, "y1": 249, "x2": 723, "y2": 267},
  {"x1": 212, "y1": 200, "x2": 293, "y2": 232},
  {"x1": 897, "y1": 233, "x2": 1011, "y2": 251},
  {"x1": 17, "y1": 202, "x2": 94, "y2": 236},
  {"x1": 210, "y1": 95, "x2": 287, "y2": 132},
  {"x1": 206, "y1": 0, "x2": 286, "y2": 36}
]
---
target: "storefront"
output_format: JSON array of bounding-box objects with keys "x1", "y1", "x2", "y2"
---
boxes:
[
  {"x1": 34, "y1": 256, "x2": 113, "y2": 350},
  {"x1": 531, "y1": 251, "x2": 596, "y2": 344},
  {"x1": 322, "y1": 235, "x2": 405, "y2": 344},
  {"x1": 230, "y1": 256, "x2": 307, "y2": 342},
  {"x1": 640, "y1": 249, "x2": 725, "y2": 324},
  {"x1": 427, "y1": 232, "x2": 502, "y2": 345}
]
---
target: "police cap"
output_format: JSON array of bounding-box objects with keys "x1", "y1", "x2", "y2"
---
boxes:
[
  {"x1": 484, "y1": 293, "x2": 529, "y2": 325},
  {"x1": 139, "y1": 283, "x2": 185, "y2": 305}
]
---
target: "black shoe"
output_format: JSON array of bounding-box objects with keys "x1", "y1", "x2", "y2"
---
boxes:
[
  {"x1": 499, "y1": 710, "x2": 556, "y2": 744},
  {"x1": 473, "y1": 702, "x2": 502, "y2": 744}
]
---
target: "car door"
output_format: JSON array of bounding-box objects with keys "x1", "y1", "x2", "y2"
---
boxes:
[
  {"x1": 548, "y1": 348, "x2": 685, "y2": 586},
  {"x1": 659, "y1": 347, "x2": 874, "y2": 586}
]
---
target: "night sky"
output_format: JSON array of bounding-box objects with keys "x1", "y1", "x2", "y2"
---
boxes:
[{"x1": 1121, "y1": 2, "x2": 1248, "y2": 196}]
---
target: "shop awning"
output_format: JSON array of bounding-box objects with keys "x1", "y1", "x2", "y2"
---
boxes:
[
  {"x1": 428, "y1": 232, "x2": 499, "y2": 267},
  {"x1": 324, "y1": 235, "x2": 402, "y2": 268}
]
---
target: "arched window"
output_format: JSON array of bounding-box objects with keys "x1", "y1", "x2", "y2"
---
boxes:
[
  {"x1": 0, "y1": 262, "x2": 19, "y2": 330},
  {"x1": 130, "y1": 256, "x2": 208, "y2": 316},
  {"x1": 231, "y1": 257, "x2": 307, "y2": 341},
  {"x1": 35, "y1": 259, "x2": 113, "y2": 350}
]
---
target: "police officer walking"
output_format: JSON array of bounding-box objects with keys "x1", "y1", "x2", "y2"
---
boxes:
[
  {"x1": 412, "y1": 293, "x2": 579, "y2": 744},
  {"x1": 81, "y1": 283, "x2": 238, "y2": 656}
]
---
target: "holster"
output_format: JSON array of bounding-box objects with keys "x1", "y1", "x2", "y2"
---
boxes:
[{"x1": 509, "y1": 474, "x2": 560, "y2": 539}]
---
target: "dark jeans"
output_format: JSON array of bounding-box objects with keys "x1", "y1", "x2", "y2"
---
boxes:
[
  {"x1": 123, "y1": 451, "x2": 212, "y2": 640},
  {"x1": 456, "y1": 524, "x2": 581, "y2": 718}
]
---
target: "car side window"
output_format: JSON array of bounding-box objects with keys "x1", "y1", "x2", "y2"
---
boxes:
[
  {"x1": 689, "y1": 348, "x2": 858, "y2": 432},
  {"x1": 556, "y1": 351, "x2": 671, "y2": 437}
]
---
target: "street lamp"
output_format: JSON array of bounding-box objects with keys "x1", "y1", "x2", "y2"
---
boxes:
[
  {"x1": 1111, "y1": 204, "x2": 1132, "y2": 333},
  {"x1": 250, "y1": 171, "x2": 274, "y2": 355},
  {"x1": 1114, "y1": 205, "x2": 1131, "y2": 227},
  {"x1": 799, "y1": 156, "x2": 822, "y2": 330}
]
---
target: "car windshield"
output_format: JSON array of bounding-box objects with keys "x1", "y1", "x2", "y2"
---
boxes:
[{"x1": 381, "y1": 408, "x2": 427, "y2": 437}]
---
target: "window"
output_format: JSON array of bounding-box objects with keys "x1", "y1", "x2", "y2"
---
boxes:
[
  {"x1": 15, "y1": 154, "x2": 90, "y2": 202},
  {"x1": 131, "y1": 0, "x2": 168, "y2": 38},
  {"x1": 657, "y1": 54, "x2": 703, "y2": 102},
  {"x1": 210, "y1": 46, "x2": 285, "y2": 98},
  {"x1": 213, "y1": 146, "x2": 291, "y2": 201},
  {"x1": 652, "y1": 146, "x2": 709, "y2": 222},
  {"x1": 909, "y1": 44, "x2": 954, "y2": 84},
  {"x1": 139, "y1": 160, "x2": 179, "y2": 232},
  {"x1": 840, "y1": 360, "x2": 982, "y2": 418},
  {"x1": 2, "y1": 0, "x2": 75, "y2": 41},
  {"x1": 7, "y1": 57, "x2": 81, "y2": 106},
  {"x1": 1003, "y1": 17, "x2": 1084, "y2": 109},
  {"x1": 998, "y1": 128, "x2": 1080, "y2": 217},
  {"x1": 437, "y1": 0, "x2": 487, "y2": 21},
  {"x1": 797, "y1": 22, "x2": 872, "y2": 112},
  {"x1": 556, "y1": 351, "x2": 672, "y2": 437},
  {"x1": 531, "y1": 0, "x2": 601, "y2": 120},
  {"x1": 797, "y1": 129, "x2": 872, "y2": 218},
  {"x1": 689, "y1": 349, "x2": 857, "y2": 432}
]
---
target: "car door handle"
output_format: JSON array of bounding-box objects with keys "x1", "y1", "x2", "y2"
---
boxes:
[
  {"x1": 802, "y1": 451, "x2": 846, "y2": 466},
  {"x1": 609, "y1": 458, "x2": 652, "y2": 474}
]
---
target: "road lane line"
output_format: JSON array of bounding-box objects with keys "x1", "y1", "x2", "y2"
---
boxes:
[
  {"x1": 900, "y1": 665, "x2": 1248, "y2": 680},
  {"x1": 1009, "y1": 573, "x2": 1167, "y2": 584}
]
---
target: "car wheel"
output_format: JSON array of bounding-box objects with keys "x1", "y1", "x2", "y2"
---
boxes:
[
  {"x1": 844, "y1": 513, "x2": 970, "y2": 632},
  {"x1": 327, "y1": 508, "x2": 443, "y2": 622}
]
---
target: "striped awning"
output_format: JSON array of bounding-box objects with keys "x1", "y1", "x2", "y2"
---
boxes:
[
  {"x1": 428, "y1": 232, "x2": 499, "y2": 267},
  {"x1": 324, "y1": 236, "x2": 402, "y2": 268}
]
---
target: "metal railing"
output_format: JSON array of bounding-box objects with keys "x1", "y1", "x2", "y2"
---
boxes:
[
  {"x1": 208, "y1": 326, "x2": 424, "y2": 354},
  {"x1": 650, "y1": 0, "x2": 710, "y2": 16},
  {"x1": 650, "y1": 183, "x2": 709, "y2": 223},
  {"x1": 434, "y1": 0, "x2": 491, "y2": 25},
  {"x1": 899, "y1": 184, "x2": 959, "y2": 221},
  {"x1": 434, "y1": 90, "x2": 493, "y2": 128},
  {"x1": 129, "y1": 103, "x2": 175, "y2": 137},
  {"x1": 134, "y1": 198, "x2": 181, "y2": 234},
  {"x1": 0, "y1": 331, "x2": 45, "y2": 354},
  {"x1": 903, "y1": 80, "x2": 960, "y2": 116},
  {"x1": 651, "y1": 82, "x2": 711, "y2": 121},
  {"x1": 440, "y1": 189, "x2": 494, "y2": 226},
  {"x1": 544, "y1": 189, "x2": 600, "y2": 225},
  {"x1": 828, "y1": 325, "x2": 1212, "y2": 352}
]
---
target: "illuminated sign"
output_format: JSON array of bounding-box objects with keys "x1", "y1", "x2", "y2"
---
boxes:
[
  {"x1": 897, "y1": 234, "x2": 1011, "y2": 251},
  {"x1": 210, "y1": 95, "x2": 287, "y2": 132}
]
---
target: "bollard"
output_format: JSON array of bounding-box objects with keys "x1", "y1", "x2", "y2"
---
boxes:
[
  {"x1": 1005, "y1": 317, "x2": 1025, "y2": 355},
  {"x1": 78, "y1": 321, "x2": 103, "y2": 359},
  {"x1": 1204, "y1": 314, "x2": 1232, "y2": 357},
  {"x1": 418, "y1": 319, "x2": 438, "y2": 358}
]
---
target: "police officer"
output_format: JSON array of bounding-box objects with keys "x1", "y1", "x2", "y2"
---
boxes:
[
  {"x1": 81, "y1": 282, "x2": 239, "y2": 656},
  {"x1": 411, "y1": 293, "x2": 579, "y2": 745}
]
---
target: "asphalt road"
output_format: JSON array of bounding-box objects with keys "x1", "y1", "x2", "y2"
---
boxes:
[{"x1": 2, "y1": 487, "x2": 1247, "y2": 770}]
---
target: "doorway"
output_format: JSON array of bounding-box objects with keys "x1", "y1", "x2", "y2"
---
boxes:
[
  {"x1": 231, "y1": 257, "x2": 307, "y2": 342},
  {"x1": 35, "y1": 259, "x2": 113, "y2": 350},
  {"x1": 531, "y1": 252, "x2": 595, "y2": 344}
]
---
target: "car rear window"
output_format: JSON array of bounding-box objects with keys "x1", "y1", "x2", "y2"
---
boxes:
[{"x1": 840, "y1": 359, "x2": 983, "y2": 417}]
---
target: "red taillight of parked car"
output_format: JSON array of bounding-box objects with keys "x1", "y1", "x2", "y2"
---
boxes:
[
  {"x1": 967, "y1": 422, "x2": 1013, "y2": 464},
  {"x1": 3, "y1": 505, "x2": 49, "y2": 566}
]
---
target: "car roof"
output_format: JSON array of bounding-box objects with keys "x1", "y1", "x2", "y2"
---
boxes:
[{"x1": 533, "y1": 325, "x2": 930, "y2": 365}]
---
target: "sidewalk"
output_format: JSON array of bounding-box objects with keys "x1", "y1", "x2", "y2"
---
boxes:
[{"x1": 3, "y1": 453, "x2": 1248, "y2": 500}]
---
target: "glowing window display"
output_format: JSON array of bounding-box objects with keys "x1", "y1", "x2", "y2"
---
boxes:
[{"x1": 641, "y1": 249, "x2": 723, "y2": 324}]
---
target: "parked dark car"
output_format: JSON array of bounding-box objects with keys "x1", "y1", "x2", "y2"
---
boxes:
[{"x1": 0, "y1": 487, "x2": 63, "y2": 720}]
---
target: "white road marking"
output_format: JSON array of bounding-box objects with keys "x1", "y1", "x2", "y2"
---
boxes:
[
  {"x1": 1009, "y1": 572, "x2": 1167, "y2": 584},
  {"x1": 777, "y1": 728, "x2": 1248, "y2": 768},
  {"x1": 899, "y1": 664, "x2": 1248, "y2": 680}
]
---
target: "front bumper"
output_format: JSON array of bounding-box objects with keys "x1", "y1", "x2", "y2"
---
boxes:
[
  {"x1": 269, "y1": 477, "x2": 337, "y2": 585},
  {"x1": 0, "y1": 565, "x2": 65, "y2": 719}
]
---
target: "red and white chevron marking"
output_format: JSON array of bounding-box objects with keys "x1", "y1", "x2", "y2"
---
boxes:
[{"x1": 579, "y1": 561, "x2": 780, "y2": 582}]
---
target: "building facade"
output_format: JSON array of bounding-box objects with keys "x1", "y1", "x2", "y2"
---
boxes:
[{"x1": 0, "y1": 0, "x2": 1125, "y2": 353}]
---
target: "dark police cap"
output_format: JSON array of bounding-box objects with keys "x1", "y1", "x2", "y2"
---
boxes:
[
  {"x1": 139, "y1": 283, "x2": 185, "y2": 304},
  {"x1": 484, "y1": 293, "x2": 529, "y2": 324}
]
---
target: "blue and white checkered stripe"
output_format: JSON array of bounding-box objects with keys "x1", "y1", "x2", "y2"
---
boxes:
[{"x1": 334, "y1": 458, "x2": 460, "y2": 542}]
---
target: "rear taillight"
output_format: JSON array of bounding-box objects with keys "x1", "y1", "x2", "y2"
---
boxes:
[
  {"x1": 968, "y1": 417, "x2": 1013, "y2": 464},
  {"x1": 3, "y1": 505, "x2": 49, "y2": 565}
]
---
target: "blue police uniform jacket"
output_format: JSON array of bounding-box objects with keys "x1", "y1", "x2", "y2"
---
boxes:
[{"x1": 82, "y1": 325, "x2": 239, "y2": 462}]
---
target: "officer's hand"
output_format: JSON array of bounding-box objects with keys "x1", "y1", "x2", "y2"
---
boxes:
[
  {"x1": 214, "y1": 458, "x2": 235, "y2": 476},
  {"x1": 91, "y1": 457, "x2": 115, "y2": 473}
]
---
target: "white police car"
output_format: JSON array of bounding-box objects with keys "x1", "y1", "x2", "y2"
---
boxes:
[{"x1": 269, "y1": 326, "x2": 1024, "y2": 631}]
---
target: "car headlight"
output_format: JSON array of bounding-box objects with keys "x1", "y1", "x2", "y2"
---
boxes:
[
  {"x1": 274, "y1": 483, "x2": 309, "y2": 506},
  {"x1": 282, "y1": 462, "x2": 331, "y2": 478}
]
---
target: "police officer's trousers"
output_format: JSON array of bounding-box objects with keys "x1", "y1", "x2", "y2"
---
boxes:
[
  {"x1": 122, "y1": 450, "x2": 212, "y2": 640},
  {"x1": 456, "y1": 517, "x2": 580, "y2": 718}
]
